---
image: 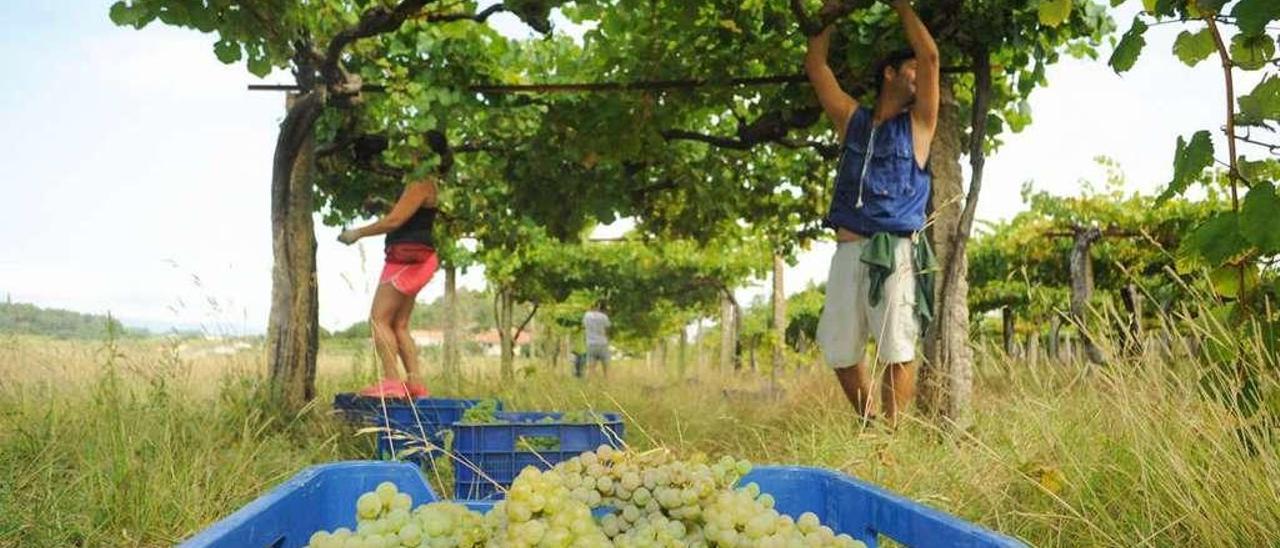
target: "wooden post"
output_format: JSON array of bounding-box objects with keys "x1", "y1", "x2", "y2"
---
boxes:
[
  {"x1": 772, "y1": 253, "x2": 787, "y2": 373},
  {"x1": 695, "y1": 320, "x2": 705, "y2": 371},
  {"x1": 719, "y1": 293, "x2": 735, "y2": 372},
  {"x1": 658, "y1": 337, "x2": 668, "y2": 373},
  {"x1": 1049, "y1": 315, "x2": 1062, "y2": 362},
  {"x1": 443, "y1": 265, "x2": 460, "y2": 379},
  {"x1": 1026, "y1": 329, "x2": 1040, "y2": 368},
  {"x1": 497, "y1": 289, "x2": 515, "y2": 378},
  {"x1": 733, "y1": 301, "x2": 744, "y2": 371},
  {"x1": 1001, "y1": 305, "x2": 1015, "y2": 356},
  {"x1": 678, "y1": 328, "x2": 688, "y2": 378},
  {"x1": 560, "y1": 334, "x2": 570, "y2": 374},
  {"x1": 1069, "y1": 226, "x2": 1104, "y2": 364}
]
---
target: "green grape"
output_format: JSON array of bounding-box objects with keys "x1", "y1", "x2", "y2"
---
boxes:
[
  {"x1": 596, "y1": 475, "x2": 614, "y2": 494},
  {"x1": 561, "y1": 409, "x2": 600, "y2": 423},
  {"x1": 355, "y1": 493, "x2": 382, "y2": 520},
  {"x1": 396, "y1": 522, "x2": 421, "y2": 545},
  {"x1": 459, "y1": 399, "x2": 500, "y2": 424},
  {"x1": 517, "y1": 434, "x2": 560, "y2": 452},
  {"x1": 758, "y1": 493, "x2": 775, "y2": 509},
  {"x1": 390, "y1": 492, "x2": 411, "y2": 512},
  {"x1": 375, "y1": 482, "x2": 398, "y2": 506},
  {"x1": 307, "y1": 530, "x2": 333, "y2": 548}
]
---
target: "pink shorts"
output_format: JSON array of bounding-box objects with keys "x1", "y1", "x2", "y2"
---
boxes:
[{"x1": 380, "y1": 245, "x2": 439, "y2": 296}]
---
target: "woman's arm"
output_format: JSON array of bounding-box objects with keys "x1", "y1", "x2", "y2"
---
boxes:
[{"x1": 338, "y1": 179, "x2": 437, "y2": 244}]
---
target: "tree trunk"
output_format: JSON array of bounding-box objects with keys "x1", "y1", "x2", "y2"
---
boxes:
[
  {"x1": 772, "y1": 253, "x2": 787, "y2": 373},
  {"x1": 543, "y1": 320, "x2": 558, "y2": 369},
  {"x1": 443, "y1": 265, "x2": 460, "y2": 379},
  {"x1": 496, "y1": 288, "x2": 514, "y2": 378},
  {"x1": 658, "y1": 337, "x2": 668, "y2": 373},
  {"x1": 696, "y1": 320, "x2": 705, "y2": 371},
  {"x1": 1070, "y1": 227, "x2": 1105, "y2": 364},
  {"x1": 720, "y1": 293, "x2": 735, "y2": 372},
  {"x1": 732, "y1": 300, "x2": 744, "y2": 371},
  {"x1": 1049, "y1": 314, "x2": 1062, "y2": 361},
  {"x1": 920, "y1": 72, "x2": 976, "y2": 430},
  {"x1": 678, "y1": 328, "x2": 688, "y2": 378},
  {"x1": 1001, "y1": 305, "x2": 1015, "y2": 356},
  {"x1": 561, "y1": 335, "x2": 570, "y2": 372},
  {"x1": 1026, "y1": 329, "x2": 1040, "y2": 368},
  {"x1": 525, "y1": 315, "x2": 537, "y2": 359},
  {"x1": 267, "y1": 92, "x2": 324, "y2": 410}
]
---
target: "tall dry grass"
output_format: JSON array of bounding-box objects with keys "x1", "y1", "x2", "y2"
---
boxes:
[{"x1": 0, "y1": 303, "x2": 1276, "y2": 546}]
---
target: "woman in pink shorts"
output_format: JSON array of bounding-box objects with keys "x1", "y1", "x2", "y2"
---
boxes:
[{"x1": 338, "y1": 178, "x2": 439, "y2": 399}]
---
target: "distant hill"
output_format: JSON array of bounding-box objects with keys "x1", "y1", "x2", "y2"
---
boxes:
[{"x1": 0, "y1": 299, "x2": 141, "y2": 339}]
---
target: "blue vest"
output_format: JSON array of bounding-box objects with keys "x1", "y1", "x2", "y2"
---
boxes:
[{"x1": 824, "y1": 107, "x2": 931, "y2": 235}]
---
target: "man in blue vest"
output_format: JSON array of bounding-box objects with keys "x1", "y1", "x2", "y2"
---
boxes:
[{"x1": 805, "y1": 0, "x2": 939, "y2": 425}]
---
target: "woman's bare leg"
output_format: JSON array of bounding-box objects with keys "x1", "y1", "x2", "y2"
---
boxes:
[
  {"x1": 393, "y1": 292, "x2": 423, "y2": 385},
  {"x1": 370, "y1": 283, "x2": 409, "y2": 381}
]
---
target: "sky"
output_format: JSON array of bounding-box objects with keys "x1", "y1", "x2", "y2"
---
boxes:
[{"x1": 0, "y1": 2, "x2": 1265, "y2": 335}]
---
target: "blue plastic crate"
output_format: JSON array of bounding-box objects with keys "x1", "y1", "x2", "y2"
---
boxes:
[
  {"x1": 332, "y1": 394, "x2": 500, "y2": 462},
  {"x1": 738, "y1": 466, "x2": 1024, "y2": 548},
  {"x1": 182, "y1": 461, "x2": 1024, "y2": 547},
  {"x1": 451, "y1": 411, "x2": 625, "y2": 500},
  {"x1": 179, "y1": 461, "x2": 439, "y2": 548}
]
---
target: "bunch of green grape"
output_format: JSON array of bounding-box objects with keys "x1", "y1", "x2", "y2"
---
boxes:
[
  {"x1": 305, "y1": 482, "x2": 483, "y2": 548},
  {"x1": 483, "y1": 466, "x2": 613, "y2": 547},
  {"x1": 306, "y1": 447, "x2": 869, "y2": 547},
  {"x1": 516, "y1": 435, "x2": 561, "y2": 452},
  {"x1": 699, "y1": 484, "x2": 859, "y2": 547},
  {"x1": 550, "y1": 447, "x2": 865, "y2": 547},
  {"x1": 461, "y1": 406, "x2": 606, "y2": 427},
  {"x1": 459, "y1": 399, "x2": 501, "y2": 424},
  {"x1": 559, "y1": 410, "x2": 603, "y2": 424}
]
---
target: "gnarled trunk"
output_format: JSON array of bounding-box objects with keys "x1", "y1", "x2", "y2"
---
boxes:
[
  {"x1": 267, "y1": 91, "x2": 324, "y2": 410},
  {"x1": 920, "y1": 70, "x2": 979, "y2": 430}
]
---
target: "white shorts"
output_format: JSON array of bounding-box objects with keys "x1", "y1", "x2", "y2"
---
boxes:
[{"x1": 817, "y1": 238, "x2": 920, "y2": 368}]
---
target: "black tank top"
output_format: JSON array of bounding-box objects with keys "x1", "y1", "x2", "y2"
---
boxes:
[{"x1": 385, "y1": 207, "x2": 436, "y2": 248}]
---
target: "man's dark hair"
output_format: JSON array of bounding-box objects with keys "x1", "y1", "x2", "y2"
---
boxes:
[{"x1": 874, "y1": 49, "x2": 917, "y2": 93}]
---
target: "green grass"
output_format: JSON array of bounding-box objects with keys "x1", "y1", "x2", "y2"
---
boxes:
[{"x1": 0, "y1": 327, "x2": 1276, "y2": 546}]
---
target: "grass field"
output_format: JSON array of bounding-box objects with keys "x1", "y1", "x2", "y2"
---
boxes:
[{"x1": 0, "y1": 329, "x2": 1277, "y2": 547}]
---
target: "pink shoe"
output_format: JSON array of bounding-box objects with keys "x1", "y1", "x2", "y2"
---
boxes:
[
  {"x1": 405, "y1": 381, "x2": 430, "y2": 399},
  {"x1": 358, "y1": 379, "x2": 409, "y2": 399}
]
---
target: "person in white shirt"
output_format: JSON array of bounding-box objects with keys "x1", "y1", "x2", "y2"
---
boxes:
[{"x1": 582, "y1": 302, "x2": 612, "y2": 379}]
